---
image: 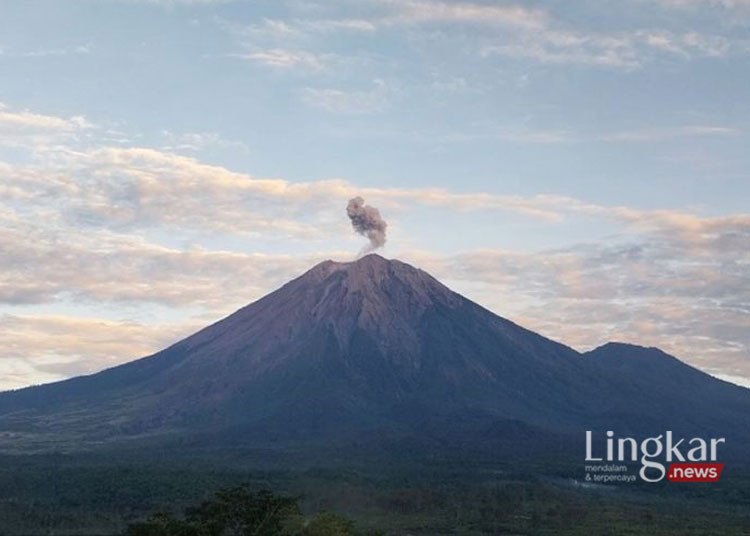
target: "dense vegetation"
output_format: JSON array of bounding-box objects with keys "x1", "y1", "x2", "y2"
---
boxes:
[
  {"x1": 1, "y1": 454, "x2": 750, "y2": 535},
  {"x1": 124, "y1": 486, "x2": 366, "y2": 536}
]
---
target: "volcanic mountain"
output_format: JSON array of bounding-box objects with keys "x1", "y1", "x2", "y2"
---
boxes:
[{"x1": 1, "y1": 254, "x2": 748, "y2": 456}]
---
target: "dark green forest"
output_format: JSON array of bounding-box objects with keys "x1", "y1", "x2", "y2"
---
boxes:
[
  {"x1": 122, "y1": 486, "x2": 369, "y2": 536},
  {"x1": 1, "y1": 454, "x2": 750, "y2": 535}
]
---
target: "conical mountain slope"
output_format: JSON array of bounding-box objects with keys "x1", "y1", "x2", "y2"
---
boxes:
[{"x1": 0, "y1": 254, "x2": 748, "y2": 453}]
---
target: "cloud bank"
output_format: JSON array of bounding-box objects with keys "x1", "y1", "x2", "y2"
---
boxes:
[{"x1": 0, "y1": 101, "x2": 747, "y2": 390}]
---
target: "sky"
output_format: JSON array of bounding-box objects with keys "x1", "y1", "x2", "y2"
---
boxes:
[{"x1": 0, "y1": 0, "x2": 748, "y2": 390}]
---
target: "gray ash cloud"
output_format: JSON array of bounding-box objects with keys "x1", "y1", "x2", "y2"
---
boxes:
[{"x1": 346, "y1": 197, "x2": 387, "y2": 253}]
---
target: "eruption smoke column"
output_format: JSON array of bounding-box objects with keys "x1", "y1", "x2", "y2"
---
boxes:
[{"x1": 346, "y1": 196, "x2": 387, "y2": 254}]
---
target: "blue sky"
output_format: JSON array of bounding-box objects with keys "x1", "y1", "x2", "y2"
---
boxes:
[{"x1": 0, "y1": 0, "x2": 748, "y2": 389}]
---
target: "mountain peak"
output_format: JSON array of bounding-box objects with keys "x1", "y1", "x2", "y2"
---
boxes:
[
  {"x1": 311, "y1": 253, "x2": 396, "y2": 272},
  {"x1": 589, "y1": 342, "x2": 670, "y2": 360},
  {"x1": 308, "y1": 256, "x2": 457, "y2": 333},
  {"x1": 302, "y1": 254, "x2": 442, "y2": 302},
  {"x1": 354, "y1": 252, "x2": 388, "y2": 264}
]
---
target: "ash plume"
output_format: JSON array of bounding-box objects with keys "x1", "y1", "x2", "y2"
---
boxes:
[{"x1": 346, "y1": 196, "x2": 387, "y2": 254}]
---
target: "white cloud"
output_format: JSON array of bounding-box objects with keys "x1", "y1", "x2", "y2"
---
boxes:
[
  {"x1": 493, "y1": 126, "x2": 573, "y2": 144},
  {"x1": 0, "y1": 212, "x2": 333, "y2": 309},
  {"x1": 0, "y1": 314, "x2": 199, "y2": 391},
  {"x1": 481, "y1": 27, "x2": 736, "y2": 69},
  {"x1": 601, "y1": 125, "x2": 741, "y2": 142},
  {"x1": 302, "y1": 79, "x2": 393, "y2": 114},
  {"x1": 0, "y1": 102, "x2": 94, "y2": 151},
  {"x1": 231, "y1": 48, "x2": 328, "y2": 70},
  {"x1": 159, "y1": 130, "x2": 249, "y2": 153},
  {"x1": 233, "y1": 17, "x2": 305, "y2": 40},
  {"x1": 219, "y1": 17, "x2": 371, "y2": 75},
  {"x1": 302, "y1": 18, "x2": 379, "y2": 33},
  {"x1": 274, "y1": 0, "x2": 546, "y2": 33},
  {"x1": 19, "y1": 44, "x2": 92, "y2": 58},
  {"x1": 3, "y1": 142, "x2": 585, "y2": 245},
  {"x1": 641, "y1": 0, "x2": 750, "y2": 8},
  {"x1": 378, "y1": 0, "x2": 548, "y2": 29},
  {"x1": 281, "y1": 1, "x2": 744, "y2": 69},
  {"x1": 3, "y1": 147, "x2": 342, "y2": 237},
  {"x1": 0, "y1": 103, "x2": 91, "y2": 133},
  {"x1": 3, "y1": 123, "x2": 745, "y2": 239}
]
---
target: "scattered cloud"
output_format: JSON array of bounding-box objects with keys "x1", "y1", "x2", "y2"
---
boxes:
[
  {"x1": 0, "y1": 103, "x2": 92, "y2": 133},
  {"x1": 20, "y1": 44, "x2": 92, "y2": 58},
  {"x1": 301, "y1": 79, "x2": 393, "y2": 114},
  {"x1": 229, "y1": 17, "x2": 305, "y2": 40},
  {"x1": 0, "y1": 44, "x2": 92, "y2": 58},
  {"x1": 219, "y1": 17, "x2": 371, "y2": 75},
  {"x1": 0, "y1": 102, "x2": 93, "y2": 151},
  {"x1": 210, "y1": 0, "x2": 750, "y2": 109},
  {"x1": 159, "y1": 130, "x2": 249, "y2": 153},
  {"x1": 0, "y1": 217, "x2": 329, "y2": 310},
  {"x1": 254, "y1": 1, "x2": 546, "y2": 35},
  {"x1": 3, "y1": 144, "x2": 582, "y2": 241},
  {"x1": 0, "y1": 110, "x2": 743, "y2": 239},
  {"x1": 639, "y1": 0, "x2": 750, "y2": 9},
  {"x1": 645, "y1": 31, "x2": 731, "y2": 57},
  {"x1": 266, "y1": 1, "x2": 746, "y2": 70},
  {"x1": 376, "y1": 0, "x2": 548, "y2": 30},
  {"x1": 601, "y1": 125, "x2": 741, "y2": 142},
  {"x1": 301, "y1": 18, "x2": 379, "y2": 33},
  {"x1": 481, "y1": 28, "x2": 736, "y2": 69},
  {"x1": 0, "y1": 314, "x2": 199, "y2": 391},
  {"x1": 401, "y1": 212, "x2": 750, "y2": 386},
  {"x1": 2, "y1": 147, "x2": 340, "y2": 237},
  {"x1": 494, "y1": 126, "x2": 574, "y2": 144},
  {"x1": 231, "y1": 48, "x2": 327, "y2": 70}
]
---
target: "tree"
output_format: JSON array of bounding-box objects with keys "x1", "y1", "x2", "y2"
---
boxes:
[
  {"x1": 122, "y1": 486, "x2": 366, "y2": 536},
  {"x1": 301, "y1": 512, "x2": 355, "y2": 536},
  {"x1": 185, "y1": 486, "x2": 299, "y2": 536}
]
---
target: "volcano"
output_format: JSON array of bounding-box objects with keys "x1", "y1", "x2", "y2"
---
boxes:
[{"x1": 1, "y1": 254, "x2": 748, "y2": 457}]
